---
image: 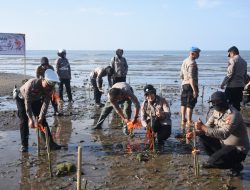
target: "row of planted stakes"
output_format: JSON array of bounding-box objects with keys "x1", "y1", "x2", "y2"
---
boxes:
[{"x1": 35, "y1": 122, "x2": 84, "y2": 190}]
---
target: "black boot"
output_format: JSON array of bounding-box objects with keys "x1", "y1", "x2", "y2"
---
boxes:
[
  {"x1": 230, "y1": 163, "x2": 243, "y2": 177},
  {"x1": 50, "y1": 141, "x2": 62, "y2": 150},
  {"x1": 93, "y1": 118, "x2": 105, "y2": 129},
  {"x1": 20, "y1": 136, "x2": 29, "y2": 152}
]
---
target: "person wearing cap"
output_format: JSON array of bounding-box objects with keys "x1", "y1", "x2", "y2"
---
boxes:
[
  {"x1": 93, "y1": 82, "x2": 140, "y2": 135},
  {"x1": 36, "y1": 57, "x2": 62, "y2": 116},
  {"x1": 36, "y1": 57, "x2": 54, "y2": 79},
  {"x1": 187, "y1": 91, "x2": 249, "y2": 176},
  {"x1": 221, "y1": 46, "x2": 248, "y2": 111},
  {"x1": 90, "y1": 66, "x2": 114, "y2": 107},
  {"x1": 55, "y1": 49, "x2": 73, "y2": 102},
  {"x1": 110, "y1": 49, "x2": 128, "y2": 84},
  {"x1": 15, "y1": 69, "x2": 62, "y2": 152},
  {"x1": 180, "y1": 47, "x2": 201, "y2": 129},
  {"x1": 141, "y1": 84, "x2": 172, "y2": 147}
]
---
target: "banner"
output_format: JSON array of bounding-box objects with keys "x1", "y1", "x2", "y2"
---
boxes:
[{"x1": 0, "y1": 33, "x2": 25, "y2": 55}]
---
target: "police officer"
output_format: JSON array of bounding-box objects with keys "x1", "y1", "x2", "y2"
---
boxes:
[
  {"x1": 221, "y1": 46, "x2": 248, "y2": 111},
  {"x1": 55, "y1": 49, "x2": 73, "y2": 102},
  {"x1": 187, "y1": 91, "x2": 249, "y2": 176},
  {"x1": 90, "y1": 66, "x2": 114, "y2": 107},
  {"x1": 110, "y1": 49, "x2": 128, "y2": 84},
  {"x1": 16, "y1": 69, "x2": 62, "y2": 152},
  {"x1": 93, "y1": 82, "x2": 140, "y2": 135},
  {"x1": 36, "y1": 57, "x2": 54, "y2": 78},
  {"x1": 141, "y1": 84, "x2": 172, "y2": 146},
  {"x1": 36, "y1": 57, "x2": 61, "y2": 116},
  {"x1": 180, "y1": 47, "x2": 201, "y2": 129}
]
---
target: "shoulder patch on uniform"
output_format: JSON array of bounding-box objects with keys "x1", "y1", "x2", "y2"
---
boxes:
[{"x1": 225, "y1": 116, "x2": 232, "y2": 125}]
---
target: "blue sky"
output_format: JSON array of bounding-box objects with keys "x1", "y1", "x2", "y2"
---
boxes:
[{"x1": 1, "y1": 0, "x2": 249, "y2": 50}]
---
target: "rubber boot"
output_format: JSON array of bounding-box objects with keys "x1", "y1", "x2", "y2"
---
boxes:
[
  {"x1": 93, "y1": 104, "x2": 113, "y2": 129},
  {"x1": 20, "y1": 137, "x2": 28, "y2": 152},
  {"x1": 93, "y1": 115, "x2": 106, "y2": 129}
]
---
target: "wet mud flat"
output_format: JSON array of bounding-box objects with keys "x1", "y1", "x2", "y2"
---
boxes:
[{"x1": 0, "y1": 85, "x2": 250, "y2": 190}]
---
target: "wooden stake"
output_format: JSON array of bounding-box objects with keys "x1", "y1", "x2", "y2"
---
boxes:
[
  {"x1": 77, "y1": 145, "x2": 82, "y2": 190},
  {"x1": 88, "y1": 83, "x2": 90, "y2": 100},
  {"x1": 193, "y1": 128, "x2": 200, "y2": 176},
  {"x1": 150, "y1": 112, "x2": 155, "y2": 152},
  {"x1": 37, "y1": 128, "x2": 40, "y2": 156},
  {"x1": 45, "y1": 127, "x2": 53, "y2": 177},
  {"x1": 201, "y1": 86, "x2": 205, "y2": 105}
]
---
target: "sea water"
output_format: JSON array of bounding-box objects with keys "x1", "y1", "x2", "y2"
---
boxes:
[{"x1": 0, "y1": 50, "x2": 249, "y2": 92}]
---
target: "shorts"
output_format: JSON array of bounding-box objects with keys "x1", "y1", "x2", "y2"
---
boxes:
[{"x1": 181, "y1": 84, "x2": 197, "y2": 109}]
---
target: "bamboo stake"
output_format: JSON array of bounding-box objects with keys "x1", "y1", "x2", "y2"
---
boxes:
[
  {"x1": 88, "y1": 83, "x2": 90, "y2": 100},
  {"x1": 77, "y1": 145, "x2": 82, "y2": 190},
  {"x1": 193, "y1": 128, "x2": 200, "y2": 176},
  {"x1": 201, "y1": 86, "x2": 205, "y2": 105},
  {"x1": 84, "y1": 179, "x2": 87, "y2": 190},
  {"x1": 35, "y1": 118, "x2": 40, "y2": 156},
  {"x1": 45, "y1": 127, "x2": 53, "y2": 177},
  {"x1": 150, "y1": 111, "x2": 155, "y2": 152},
  {"x1": 37, "y1": 128, "x2": 40, "y2": 156}
]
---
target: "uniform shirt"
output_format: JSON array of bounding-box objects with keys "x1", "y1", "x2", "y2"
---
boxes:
[
  {"x1": 55, "y1": 57, "x2": 71, "y2": 80},
  {"x1": 221, "y1": 55, "x2": 247, "y2": 88},
  {"x1": 108, "y1": 82, "x2": 140, "y2": 114},
  {"x1": 205, "y1": 105, "x2": 249, "y2": 154},
  {"x1": 19, "y1": 78, "x2": 52, "y2": 120},
  {"x1": 110, "y1": 56, "x2": 128, "y2": 78},
  {"x1": 36, "y1": 65, "x2": 54, "y2": 78},
  {"x1": 90, "y1": 67, "x2": 112, "y2": 88},
  {"x1": 180, "y1": 57, "x2": 198, "y2": 86},
  {"x1": 141, "y1": 95, "x2": 171, "y2": 127}
]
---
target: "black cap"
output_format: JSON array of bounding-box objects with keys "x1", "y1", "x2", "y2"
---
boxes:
[
  {"x1": 209, "y1": 91, "x2": 226, "y2": 103},
  {"x1": 41, "y1": 57, "x2": 49, "y2": 66},
  {"x1": 144, "y1": 84, "x2": 156, "y2": 95},
  {"x1": 228, "y1": 46, "x2": 239, "y2": 57}
]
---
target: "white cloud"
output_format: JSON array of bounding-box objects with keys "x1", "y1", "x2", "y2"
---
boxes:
[{"x1": 196, "y1": 0, "x2": 222, "y2": 9}]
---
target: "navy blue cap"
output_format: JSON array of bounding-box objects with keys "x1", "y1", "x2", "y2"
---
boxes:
[{"x1": 190, "y1": 47, "x2": 201, "y2": 53}]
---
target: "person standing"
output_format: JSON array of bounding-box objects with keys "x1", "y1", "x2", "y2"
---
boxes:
[
  {"x1": 141, "y1": 84, "x2": 172, "y2": 146},
  {"x1": 110, "y1": 48, "x2": 128, "y2": 84},
  {"x1": 36, "y1": 57, "x2": 62, "y2": 116},
  {"x1": 90, "y1": 66, "x2": 114, "y2": 107},
  {"x1": 15, "y1": 69, "x2": 62, "y2": 152},
  {"x1": 221, "y1": 46, "x2": 247, "y2": 111},
  {"x1": 36, "y1": 57, "x2": 54, "y2": 78},
  {"x1": 187, "y1": 91, "x2": 249, "y2": 176},
  {"x1": 180, "y1": 47, "x2": 201, "y2": 129},
  {"x1": 93, "y1": 82, "x2": 140, "y2": 135},
  {"x1": 55, "y1": 49, "x2": 73, "y2": 102}
]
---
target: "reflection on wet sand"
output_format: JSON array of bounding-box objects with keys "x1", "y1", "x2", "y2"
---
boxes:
[{"x1": 51, "y1": 116, "x2": 72, "y2": 146}]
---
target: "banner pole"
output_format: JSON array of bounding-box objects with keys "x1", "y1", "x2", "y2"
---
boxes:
[{"x1": 24, "y1": 34, "x2": 26, "y2": 79}]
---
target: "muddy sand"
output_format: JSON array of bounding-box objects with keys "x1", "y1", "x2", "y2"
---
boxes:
[{"x1": 0, "y1": 73, "x2": 250, "y2": 190}]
